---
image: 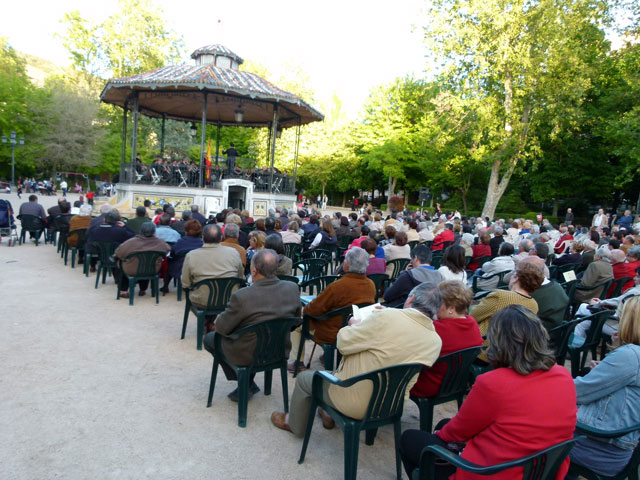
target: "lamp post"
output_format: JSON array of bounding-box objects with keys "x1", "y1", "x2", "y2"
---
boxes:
[{"x1": 1, "y1": 131, "x2": 25, "y2": 188}]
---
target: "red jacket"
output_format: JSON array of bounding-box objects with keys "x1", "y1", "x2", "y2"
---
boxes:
[
  {"x1": 467, "y1": 244, "x2": 491, "y2": 272},
  {"x1": 410, "y1": 315, "x2": 483, "y2": 397},
  {"x1": 554, "y1": 234, "x2": 573, "y2": 254},
  {"x1": 611, "y1": 260, "x2": 640, "y2": 295},
  {"x1": 437, "y1": 365, "x2": 576, "y2": 480},
  {"x1": 432, "y1": 229, "x2": 455, "y2": 251}
]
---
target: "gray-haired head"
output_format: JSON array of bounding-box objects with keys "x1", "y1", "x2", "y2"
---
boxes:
[
  {"x1": 79, "y1": 204, "x2": 92, "y2": 217},
  {"x1": 530, "y1": 224, "x2": 540, "y2": 234},
  {"x1": 182, "y1": 210, "x2": 191, "y2": 221},
  {"x1": 518, "y1": 239, "x2": 534, "y2": 252},
  {"x1": 190, "y1": 204, "x2": 199, "y2": 213},
  {"x1": 135, "y1": 206, "x2": 147, "y2": 217},
  {"x1": 345, "y1": 247, "x2": 369, "y2": 274},
  {"x1": 494, "y1": 226, "x2": 503, "y2": 236},
  {"x1": 596, "y1": 245, "x2": 612, "y2": 262},
  {"x1": 105, "y1": 211, "x2": 120, "y2": 225},
  {"x1": 100, "y1": 203, "x2": 113, "y2": 214},
  {"x1": 629, "y1": 246, "x2": 640, "y2": 260},
  {"x1": 140, "y1": 222, "x2": 156, "y2": 238},
  {"x1": 405, "y1": 284, "x2": 443, "y2": 319},
  {"x1": 252, "y1": 248, "x2": 278, "y2": 278},
  {"x1": 461, "y1": 233, "x2": 474, "y2": 246},
  {"x1": 203, "y1": 224, "x2": 223, "y2": 244},
  {"x1": 268, "y1": 208, "x2": 276, "y2": 217},
  {"x1": 583, "y1": 240, "x2": 597, "y2": 251},
  {"x1": 281, "y1": 207, "x2": 288, "y2": 216},
  {"x1": 224, "y1": 223, "x2": 239, "y2": 239}
]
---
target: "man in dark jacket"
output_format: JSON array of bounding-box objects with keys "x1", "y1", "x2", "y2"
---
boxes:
[
  {"x1": 383, "y1": 245, "x2": 444, "y2": 306},
  {"x1": 204, "y1": 249, "x2": 301, "y2": 401},
  {"x1": 190, "y1": 204, "x2": 207, "y2": 225}
]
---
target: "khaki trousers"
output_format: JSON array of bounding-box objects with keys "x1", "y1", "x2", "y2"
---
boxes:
[{"x1": 288, "y1": 370, "x2": 333, "y2": 437}]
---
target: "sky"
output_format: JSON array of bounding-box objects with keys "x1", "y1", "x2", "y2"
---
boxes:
[{"x1": 0, "y1": 0, "x2": 428, "y2": 119}]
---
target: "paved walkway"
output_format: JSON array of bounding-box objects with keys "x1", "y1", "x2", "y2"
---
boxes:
[{"x1": 1, "y1": 191, "x2": 453, "y2": 480}]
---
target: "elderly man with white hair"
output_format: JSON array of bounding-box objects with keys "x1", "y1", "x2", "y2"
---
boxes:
[
  {"x1": 574, "y1": 245, "x2": 614, "y2": 303},
  {"x1": 418, "y1": 221, "x2": 434, "y2": 242},
  {"x1": 459, "y1": 232, "x2": 474, "y2": 258},
  {"x1": 513, "y1": 238, "x2": 534, "y2": 266}
]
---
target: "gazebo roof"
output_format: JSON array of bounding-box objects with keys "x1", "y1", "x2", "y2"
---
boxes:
[
  {"x1": 190, "y1": 44, "x2": 244, "y2": 65},
  {"x1": 100, "y1": 63, "x2": 324, "y2": 128}
]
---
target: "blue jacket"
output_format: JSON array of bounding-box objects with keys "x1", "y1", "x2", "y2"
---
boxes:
[
  {"x1": 575, "y1": 344, "x2": 640, "y2": 450},
  {"x1": 168, "y1": 236, "x2": 203, "y2": 278},
  {"x1": 617, "y1": 215, "x2": 633, "y2": 230}
]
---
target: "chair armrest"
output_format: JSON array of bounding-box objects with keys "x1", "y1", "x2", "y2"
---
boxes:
[{"x1": 576, "y1": 422, "x2": 640, "y2": 439}]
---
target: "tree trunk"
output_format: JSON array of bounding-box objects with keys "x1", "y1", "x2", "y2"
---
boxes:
[
  {"x1": 321, "y1": 183, "x2": 326, "y2": 198},
  {"x1": 387, "y1": 176, "x2": 397, "y2": 198},
  {"x1": 461, "y1": 187, "x2": 468, "y2": 214},
  {"x1": 342, "y1": 192, "x2": 346, "y2": 207}
]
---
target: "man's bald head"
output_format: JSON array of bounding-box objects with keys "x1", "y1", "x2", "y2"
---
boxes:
[
  {"x1": 520, "y1": 255, "x2": 547, "y2": 278},
  {"x1": 610, "y1": 249, "x2": 626, "y2": 264},
  {"x1": 252, "y1": 249, "x2": 278, "y2": 279}
]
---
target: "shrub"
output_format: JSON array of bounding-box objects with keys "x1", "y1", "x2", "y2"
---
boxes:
[{"x1": 388, "y1": 195, "x2": 404, "y2": 212}]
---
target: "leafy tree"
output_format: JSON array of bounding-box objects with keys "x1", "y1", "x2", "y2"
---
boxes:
[{"x1": 423, "y1": 0, "x2": 613, "y2": 218}]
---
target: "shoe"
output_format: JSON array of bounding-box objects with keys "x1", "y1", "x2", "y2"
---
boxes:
[
  {"x1": 318, "y1": 407, "x2": 335, "y2": 429},
  {"x1": 227, "y1": 387, "x2": 255, "y2": 403},
  {"x1": 287, "y1": 361, "x2": 307, "y2": 374},
  {"x1": 119, "y1": 291, "x2": 129, "y2": 299},
  {"x1": 161, "y1": 286, "x2": 169, "y2": 296},
  {"x1": 138, "y1": 290, "x2": 146, "y2": 297},
  {"x1": 90, "y1": 266, "x2": 97, "y2": 273},
  {"x1": 271, "y1": 412, "x2": 292, "y2": 432}
]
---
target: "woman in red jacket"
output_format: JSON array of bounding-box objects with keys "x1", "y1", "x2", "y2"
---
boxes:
[
  {"x1": 400, "y1": 305, "x2": 576, "y2": 480},
  {"x1": 467, "y1": 231, "x2": 492, "y2": 272},
  {"x1": 410, "y1": 281, "x2": 483, "y2": 398}
]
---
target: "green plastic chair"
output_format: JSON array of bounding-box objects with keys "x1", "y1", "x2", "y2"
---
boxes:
[
  {"x1": 367, "y1": 273, "x2": 389, "y2": 302},
  {"x1": 337, "y1": 235, "x2": 353, "y2": 259},
  {"x1": 607, "y1": 277, "x2": 633, "y2": 299},
  {"x1": 182, "y1": 277, "x2": 245, "y2": 350},
  {"x1": 283, "y1": 242, "x2": 303, "y2": 263},
  {"x1": 293, "y1": 303, "x2": 372, "y2": 377},
  {"x1": 299, "y1": 363, "x2": 424, "y2": 480},
  {"x1": 570, "y1": 279, "x2": 614, "y2": 313},
  {"x1": 412, "y1": 437, "x2": 580, "y2": 480},
  {"x1": 239, "y1": 225, "x2": 255, "y2": 236},
  {"x1": 94, "y1": 241, "x2": 120, "y2": 288},
  {"x1": 387, "y1": 258, "x2": 410, "y2": 282},
  {"x1": 569, "y1": 422, "x2": 640, "y2": 480},
  {"x1": 410, "y1": 346, "x2": 483, "y2": 432},
  {"x1": 548, "y1": 318, "x2": 582, "y2": 362},
  {"x1": 300, "y1": 275, "x2": 339, "y2": 295},
  {"x1": 471, "y1": 270, "x2": 511, "y2": 293},
  {"x1": 553, "y1": 263, "x2": 582, "y2": 281},
  {"x1": 207, "y1": 316, "x2": 300, "y2": 428},
  {"x1": 408, "y1": 240, "x2": 419, "y2": 252},
  {"x1": 566, "y1": 310, "x2": 614, "y2": 377},
  {"x1": 430, "y1": 252, "x2": 443, "y2": 269},
  {"x1": 17, "y1": 214, "x2": 45, "y2": 246},
  {"x1": 67, "y1": 228, "x2": 87, "y2": 268},
  {"x1": 293, "y1": 258, "x2": 329, "y2": 283},
  {"x1": 277, "y1": 274, "x2": 300, "y2": 286},
  {"x1": 116, "y1": 251, "x2": 167, "y2": 306}
]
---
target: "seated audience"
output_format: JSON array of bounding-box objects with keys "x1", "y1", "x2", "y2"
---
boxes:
[
  {"x1": 383, "y1": 231, "x2": 411, "y2": 277},
  {"x1": 203, "y1": 249, "x2": 301, "y2": 402},
  {"x1": 281, "y1": 221, "x2": 302, "y2": 244},
  {"x1": 400, "y1": 305, "x2": 576, "y2": 480},
  {"x1": 114, "y1": 222, "x2": 170, "y2": 298},
  {"x1": 221, "y1": 223, "x2": 247, "y2": 267},
  {"x1": 163, "y1": 219, "x2": 203, "y2": 295},
  {"x1": 437, "y1": 245, "x2": 467, "y2": 283},
  {"x1": 569, "y1": 297, "x2": 640, "y2": 477},
  {"x1": 410, "y1": 281, "x2": 483, "y2": 398},
  {"x1": 361, "y1": 238, "x2": 386, "y2": 275},
  {"x1": 126, "y1": 206, "x2": 150, "y2": 235},
  {"x1": 475, "y1": 242, "x2": 515, "y2": 290},
  {"x1": 574, "y1": 245, "x2": 614, "y2": 303},
  {"x1": 467, "y1": 231, "x2": 491, "y2": 272},
  {"x1": 67, "y1": 204, "x2": 93, "y2": 258},
  {"x1": 246, "y1": 230, "x2": 266, "y2": 265},
  {"x1": 287, "y1": 248, "x2": 376, "y2": 372},
  {"x1": 406, "y1": 220, "x2": 420, "y2": 242},
  {"x1": 527, "y1": 257, "x2": 569, "y2": 332},
  {"x1": 155, "y1": 214, "x2": 181, "y2": 243},
  {"x1": 553, "y1": 243, "x2": 583, "y2": 266},
  {"x1": 264, "y1": 233, "x2": 292, "y2": 276},
  {"x1": 459, "y1": 233, "x2": 474, "y2": 258},
  {"x1": 309, "y1": 220, "x2": 337, "y2": 250},
  {"x1": 554, "y1": 226, "x2": 574, "y2": 254},
  {"x1": 489, "y1": 226, "x2": 505, "y2": 258},
  {"x1": 383, "y1": 245, "x2": 444, "y2": 307},
  {"x1": 272, "y1": 282, "x2": 443, "y2": 435},
  {"x1": 432, "y1": 223, "x2": 454, "y2": 251}
]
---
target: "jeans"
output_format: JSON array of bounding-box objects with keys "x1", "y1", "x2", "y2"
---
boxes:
[{"x1": 400, "y1": 419, "x2": 455, "y2": 480}]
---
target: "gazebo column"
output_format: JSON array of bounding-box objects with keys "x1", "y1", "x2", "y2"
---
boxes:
[
  {"x1": 129, "y1": 92, "x2": 139, "y2": 184},
  {"x1": 198, "y1": 93, "x2": 208, "y2": 188},
  {"x1": 160, "y1": 114, "x2": 166, "y2": 156},
  {"x1": 293, "y1": 121, "x2": 301, "y2": 194},
  {"x1": 120, "y1": 100, "x2": 128, "y2": 182},
  {"x1": 215, "y1": 122, "x2": 221, "y2": 167},
  {"x1": 268, "y1": 105, "x2": 279, "y2": 193}
]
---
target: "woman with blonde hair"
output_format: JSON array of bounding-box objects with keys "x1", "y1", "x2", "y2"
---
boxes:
[
  {"x1": 569, "y1": 296, "x2": 640, "y2": 477},
  {"x1": 246, "y1": 230, "x2": 266, "y2": 264}
]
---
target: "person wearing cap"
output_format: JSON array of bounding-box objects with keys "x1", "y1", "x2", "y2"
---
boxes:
[{"x1": 114, "y1": 222, "x2": 170, "y2": 298}]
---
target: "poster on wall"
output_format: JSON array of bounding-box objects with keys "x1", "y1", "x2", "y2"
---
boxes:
[{"x1": 253, "y1": 200, "x2": 267, "y2": 217}]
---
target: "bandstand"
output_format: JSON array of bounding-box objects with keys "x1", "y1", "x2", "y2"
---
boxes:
[{"x1": 99, "y1": 44, "x2": 323, "y2": 216}]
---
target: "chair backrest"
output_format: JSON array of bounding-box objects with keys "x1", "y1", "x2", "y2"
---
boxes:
[
  {"x1": 338, "y1": 235, "x2": 352, "y2": 249},
  {"x1": 607, "y1": 276, "x2": 633, "y2": 299},
  {"x1": 95, "y1": 241, "x2": 120, "y2": 265},
  {"x1": 433, "y1": 346, "x2": 484, "y2": 398},
  {"x1": 555, "y1": 263, "x2": 582, "y2": 281},
  {"x1": 283, "y1": 242, "x2": 303, "y2": 262},
  {"x1": 124, "y1": 251, "x2": 167, "y2": 276},
  {"x1": 573, "y1": 422, "x2": 640, "y2": 478},
  {"x1": 477, "y1": 256, "x2": 492, "y2": 268},
  {"x1": 358, "y1": 363, "x2": 424, "y2": 424},
  {"x1": 388, "y1": 258, "x2": 410, "y2": 280},
  {"x1": 301, "y1": 248, "x2": 332, "y2": 262},
  {"x1": 303, "y1": 275, "x2": 339, "y2": 295},
  {"x1": 417, "y1": 437, "x2": 579, "y2": 480},
  {"x1": 579, "y1": 310, "x2": 614, "y2": 352},
  {"x1": 68, "y1": 228, "x2": 87, "y2": 248},
  {"x1": 574, "y1": 279, "x2": 613, "y2": 303},
  {"x1": 548, "y1": 318, "x2": 581, "y2": 364},
  {"x1": 277, "y1": 274, "x2": 300, "y2": 285},
  {"x1": 189, "y1": 277, "x2": 246, "y2": 310},
  {"x1": 408, "y1": 240, "x2": 419, "y2": 251},
  {"x1": 431, "y1": 252, "x2": 443, "y2": 269},
  {"x1": 293, "y1": 258, "x2": 329, "y2": 282},
  {"x1": 229, "y1": 317, "x2": 300, "y2": 370},
  {"x1": 367, "y1": 273, "x2": 389, "y2": 301},
  {"x1": 18, "y1": 214, "x2": 44, "y2": 230}
]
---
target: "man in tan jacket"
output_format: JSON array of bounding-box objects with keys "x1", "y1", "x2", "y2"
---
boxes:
[
  {"x1": 271, "y1": 282, "x2": 442, "y2": 436},
  {"x1": 181, "y1": 224, "x2": 244, "y2": 308}
]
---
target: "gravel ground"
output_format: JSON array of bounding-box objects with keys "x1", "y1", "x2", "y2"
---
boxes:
[{"x1": 0, "y1": 190, "x2": 456, "y2": 480}]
